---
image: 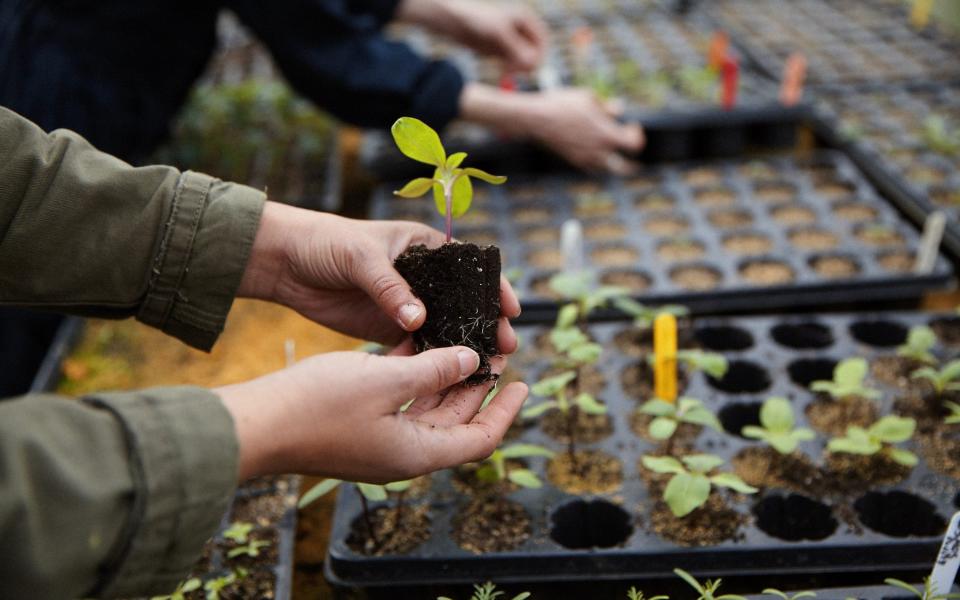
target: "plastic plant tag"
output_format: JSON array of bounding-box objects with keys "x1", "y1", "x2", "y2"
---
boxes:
[
  {"x1": 780, "y1": 52, "x2": 807, "y2": 107},
  {"x1": 930, "y1": 511, "x2": 960, "y2": 596},
  {"x1": 561, "y1": 219, "x2": 585, "y2": 274},
  {"x1": 707, "y1": 31, "x2": 730, "y2": 71},
  {"x1": 654, "y1": 313, "x2": 678, "y2": 403},
  {"x1": 721, "y1": 55, "x2": 739, "y2": 110},
  {"x1": 915, "y1": 211, "x2": 946, "y2": 274},
  {"x1": 911, "y1": 0, "x2": 934, "y2": 29}
]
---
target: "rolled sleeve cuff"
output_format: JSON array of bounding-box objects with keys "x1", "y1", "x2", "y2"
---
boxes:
[
  {"x1": 137, "y1": 172, "x2": 265, "y2": 351},
  {"x1": 410, "y1": 60, "x2": 466, "y2": 131},
  {"x1": 83, "y1": 387, "x2": 238, "y2": 597}
]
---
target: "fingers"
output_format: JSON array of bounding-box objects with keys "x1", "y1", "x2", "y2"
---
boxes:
[
  {"x1": 382, "y1": 346, "x2": 480, "y2": 406},
  {"x1": 419, "y1": 356, "x2": 507, "y2": 426},
  {"x1": 497, "y1": 317, "x2": 518, "y2": 355},
  {"x1": 355, "y1": 254, "x2": 426, "y2": 332},
  {"x1": 499, "y1": 275, "x2": 521, "y2": 319}
]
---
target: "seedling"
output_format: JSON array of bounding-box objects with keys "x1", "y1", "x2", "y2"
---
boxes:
[
  {"x1": 438, "y1": 581, "x2": 531, "y2": 600},
  {"x1": 392, "y1": 117, "x2": 506, "y2": 242},
  {"x1": 827, "y1": 415, "x2": 918, "y2": 467},
  {"x1": 226, "y1": 539, "x2": 271, "y2": 559},
  {"x1": 644, "y1": 348, "x2": 729, "y2": 379},
  {"x1": 674, "y1": 568, "x2": 747, "y2": 600},
  {"x1": 762, "y1": 589, "x2": 817, "y2": 600},
  {"x1": 885, "y1": 577, "x2": 960, "y2": 600},
  {"x1": 641, "y1": 454, "x2": 758, "y2": 517},
  {"x1": 524, "y1": 370, "x2": 607, "y2": 464},
  {"x1": 549, "y1": 271, "x2": 628, "y2": 325},
  {"x1": 741, "y1": 397, "x2": 816, "y2": 455},
  {"x1": 810, "y1": 357, "x2": 882, "y2": 401},
  {"x1": 222, "y1": 521, "x2": 254, "y2": 544},
  {"x1": 613, "y1": 297, "x2": 689, "y2": 331},
  {"x1": 298, "y1": 479, "x2": 412, "y2": 549},
  {"x1": 898, "y1": 325, "x2": 938, "y2": 365},
  {"x1": 475, "y1": 443, "x2": 555, "y2": 489},
  {"x1": 922, "y1": 115, "x2": 960, "y2": 156},
  {"x1": 678, "y1": 65, "x2": 719, "y2": 103},
  {"x1": 638, "y1": 397, "x2": 722, "y2": 444},
  {"x1": 203, "y1": 569, "x2": 247, "y2": 600},
  {"x1": 912, "y1": 359, "x2": 960, "y2": 395},
  {"x1": 945, "y1": 400, "x2": 960, "y2": 425},
  {"x1": 150, "y1": 578, "x2": 202, "y2": 600},
  {"x1": 627, "y1": 587, "x2": 669, "y2": 600}
]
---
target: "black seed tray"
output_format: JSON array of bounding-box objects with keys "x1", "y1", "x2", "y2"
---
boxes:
[
  {"x1": 812, "y1": 82, "x2": 960, "y2": 262},
  {"x1": 369, "y1": 149, "x2": 954, "y2": 323},
  {"x1": 708, "y1": 0, "x2": 960, "y2": 85},
  {"x1": 326, "y1": 312, "x2": 960, "y2": 588}
]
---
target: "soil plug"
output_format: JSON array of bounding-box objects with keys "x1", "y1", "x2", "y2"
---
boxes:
[
  {"x1": 389, "y1": 117, "x2": 507, "y2": 384},
  {"x1": 654, "y1": 313, "x2": 678, "y2": 403}
]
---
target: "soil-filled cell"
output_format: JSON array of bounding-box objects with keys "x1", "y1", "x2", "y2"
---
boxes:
[
  {"x1": 772, "y1": 323, "x2": 835, "y2": 349},
  {"x1": 584, "y1": 220, "x2": 627, "y2": 241},
  {"x1": 849, "y1": 320, "x2": 908, "y2": 347},
  {"x1": 754, "y1": 182, "x2": 798, "y2": 203},
  {"x1": 591, "y1": 244, "x2": 639, "y2": 267},
  {"x1": 670, "y1": 264, "x2": 723, "y2": 290},
  {"x1": 527, "y1": 247, "x2": 563, "y2": 269},
  {"x1": 658, "y1": 239, "x2": 706, "y2": 262},
  {"x1": 855, "y1": 224, "x2": 906, "y2": 247},
  {"x1": 549, "y1": 499, "x2": 633, "y2": 550},
  {"x1": 770, "y1": 204, "x2": 816, "y2": 225},
  {"x1": 719, "y1": 401, "x2": 762, "y2": 438},
  {"x1": 787, "y1": 357, "x2": 838, "y2": 388},
  {"x1": 788, "y1": 228, "x2": 839, "y2": 250},
  {"x1": 635, "y1": 191, "x2": 676, "y2": 212},
  {"x1": 707, "y1": 360, "x2": 771, "y2": 394},
  {"x1": 693, "y1": 187, "x2": 737, "y2": 208},
  {"x1": 722, "y1": 232, "x2": 773, "y2": 256},
  {"x1": 930, "y1": 317, "x2": 960, "y2": 347},
  {"x1": 519, "y1": 226, "x2": 559, "y2": 245},
  {"x1": 815, "y1": 179, "x2": 857, "y2": 200},
  {"x1": 832, "y1": 201, "x2": 878, "y2": 222},
  {"x1": 708, "y1": 208, "x2": 754, "y2": 229},
  {"x1": 452, "y1": 497, "x2": 531, "y2": 554},
  {"x1": 754, "y1": 494, "x2": 838, "y2": 541},
  {"x1": 853, "y1": 491, "x2": 946, "y2": 538},
  {"x1": 695, "y1": 325, "x2": 754, "y2": 351},
  {"x1": 644, "y1": 215, "x2": 690, "y2": 236},
  {"x1": 810, "y1": 255, "x2": 861, "y2": 279},
  {"x1": 600, "y1": 269, "x2": 651, "y2": 292},
  {"x1": 739, "y1": 259, "x2": 795, "y2": 286},
  {"x1": 878, "y1": 250, "x2": 915, "y2": 273}
]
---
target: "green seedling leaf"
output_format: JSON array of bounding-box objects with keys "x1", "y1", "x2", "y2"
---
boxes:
[
  {"x1": 574, "y1": 392, "x2": 607, "y2": 415},
  {"x1": 507, "y1": 468, "x2": 543, "y2": 488},
  {"x1": 945, "y1": 400, "x2": 960, "y2": 425},
  {"x1": 761, "y1": 396, "x2": 794, "y2": 431},
  {"x1": 298, "y1": 479, "x2": 342, "y2": 509},
  {"x1": 674, "y1": 569, "x2": 706, "y2": 595},
  {"x1": 648, "y1": 417, "x2": 678, "y2": 440},
  {"x1": 548, "y1": 271, "x2": 592, "y2": 300},
  {"x1": 897, "y1": 325, "x2": 938, "y2": 365},
  {"x1": 394, "y1": 177, "x2": 435, "y2": 198},
  {"x1": 391, "y1": 117, "x2": 445, "y2": 166},
  {"x1": 356, "y1": 482, "x2": 388, "y2": 502},
  {"x1": 432, "y1": 167, "x2": 474, "y2": 217},
  {"x1": 521, "y1": 400, "x2": 558, "y2": 419},
  {"x1": 811, "y1": 357, "x2": 881, "y2": 401},
  {"x1": 709, "y1": 472, "x2": 759, "y2": 494},
  {"x1": 550, "y1": 326, "x2": 588, "y2": 353},
  {"x1": 641, "y1": 455, "x2": 685, "y2": 474},
  {"x1": 681, "y1": 453, "x2": 725, "y2": 474},
  {"x1": 446, "y1": 152, "x2": 467, "y2": 169},
  {"x1": 531, "y1": 371, "x2": 577, "y2": 397},
  {"x1": 568, "y1": 342, "x2": 603, "y2": 364},
  {"x1": 639, "y1": 398, "x2": 676, "y2": 417},
  {"x1": 500, "y1": 444, "x2": 555, "y2": 459},
  {"x1": 384, "y1": 480, "x2": 413, "y2": 493},
  {"x1": 887, "y1": 447, "x2": 919, "y2": 467},
  {"x1": 462, "y1": 167, "x2": 507, "y2": 184},
  {"x1": 556, "y1": 303, "x2": 580, "y2": 329},
  {"x1": 743, "y1": 397, "x2": 815, "y2": 454},
  {"x1": 475, "y1": 464, "x2": 499, "y2": 483},
  {"x1": 869, "y1": 415, "x2": 916, "y2": 443},
  {"x1": 664, "y1": 472, "x2": 711, "y2": 517},
  {"x1": 222, "y1": 522, "x2": 254, "y2": 544},
  {"x1": 227, "y1": 539, "x2": 271, "y2": 559}
]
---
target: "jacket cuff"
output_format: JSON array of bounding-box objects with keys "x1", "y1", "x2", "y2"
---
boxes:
[
  {"x1": 83, "y1": 387, "x2": 238, "y2": 597},
  {"x1": 411, "y1": 60, "x2": 466, "y2": 131},
  {"x1": 137, "y1": 172, "x2": 265, "y2": 351}
]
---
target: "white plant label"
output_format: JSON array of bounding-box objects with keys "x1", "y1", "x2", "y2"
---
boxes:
[
  {"x1": 914, "y1": 211, "x2": 946, "y2": 274},
  {"x1": 930, "y1": 511, "x2": 960, "y2": 596},
  {"x1": 561, "y1": 219, "x2": 585, "y2": 274}
]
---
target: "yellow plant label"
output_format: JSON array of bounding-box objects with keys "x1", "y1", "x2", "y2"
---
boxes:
[
  {"x1": 654, "y1": 313, "x2": 678, "y2": 403},
  {"x1": 911, "y1": 0, "x2": 934, "y2": 29}
]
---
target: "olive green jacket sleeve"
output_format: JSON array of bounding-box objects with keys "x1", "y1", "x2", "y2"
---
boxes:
[{"x1": 0, "y1": 106, "x2": 266, "y2": 598}]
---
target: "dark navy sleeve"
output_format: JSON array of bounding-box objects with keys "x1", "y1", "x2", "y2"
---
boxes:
[{"x1": 226, "y1": 0, "x2": 466, "y2": 130}]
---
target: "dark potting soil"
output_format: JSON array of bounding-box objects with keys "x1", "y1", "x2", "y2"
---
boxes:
[
  {"x1": 541, "y1": 407, "x2": 613, "y2": 444},
  {"x1": 394, "y1": 243, "x2": 501, "y2": 385},
  {"x1": 451, "y1": 496, "x2": 531, "y2": 554},
  {"x1": 649, "y1": 493, "x2": 745, "y2": 546},
  {"x1": 732, "y1": 446, "x2": 825, "y2": 494},
  {"x1": 805, "y1": 396, "x2": 878, "y2": 437},
  {"x1": 346, "y1": 504, "x2": 431, "y2": 556},
  {"x1": 547, "y1": 449, "x2": 623, "y2": 495},
  {"x1": 822, "y1": 452, "x2": 912, "y2": 491},
  {"x1": 871, "y1": 355, "x2": 926, "y2": 389},
  {"x1": 630, "y1": 411, "x2": 702, "y2": 447},
  {"x1": 920, "y1": 430, "x2": 960, "y2": 480},
  {"x1": 451, "y1": 460, "x2": 525, "y2": 496}
]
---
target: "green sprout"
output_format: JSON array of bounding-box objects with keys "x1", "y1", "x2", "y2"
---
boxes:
[
  {"x1": 222, "y1": 521, "x2": 254, "y2": 544},
  {"x1": 945, "y1": 400, "x2": 960, "y2": 425},
  {"x1": 897, "y1": 325, "x2": 938, "y2": 365},
  {"x1": 613, "y1": 297, "x2": 688, "y2": 330},
  {"x1": 885, "y1": 577, "x2": 960, "y2": 600},
  {"x1": 298, "y1": 479, "x2": 413, "y2": 549},
  {"x1": 741, "y1": 397, "x2": 816, "y2": 455},
  {"x1": 226, "y1": 539, "x2": 271, "y2": 559},
  {"x1": 827, "y1": 415, "x2": 918, "y2": 467},
  {"x1": 674, "y1": 568, "x2": 746, "y2": 600},
  {"x1": 810, "y1": 357, "x2": 882, "y2": 401},
  {"x1": 203, "y1": 569, "x2": 247, "y2": 600},
  {"x1": 762, "y1": 589, "x2": 817, "y2": 600},
  {"x1": 921, "y1": 115, "x2": 960, "y2": 156},
  {"x1": 523, "y1": 370, "x2": 607, "y2": 464},
  {"x1": 549, "y1": 271, "x2": 628, "y2": 325},
  {"x1": 475, "y1": 443, "x2": 555, "y2": 489},
  {"x1": 391, "y1": 117, "x2": 506, "y2": 242},
  {"x1": 638, "y1": 397, "x2": 722, "y2": 441},
  {"x1": 641, "y1": 454, "x2": 757, "y2": 517},
  {"x1": 627, "y1": 587, "x2": 669, "y2": 600},
  {"x1": 911, "y1": 359, "x2": 960, "y2": 395},
  {"x1": 643, "y1": 348, "x2": 728, "y2": 380},
  {"x1": 150, "y1": 578, "x2": 202, "y2": 600},
  {"x1": 677, "y1": 66, "x2": 719, "y2": 103},
  {"x1": 439, "y1": 581, "x2": 531, "y2": 600}
]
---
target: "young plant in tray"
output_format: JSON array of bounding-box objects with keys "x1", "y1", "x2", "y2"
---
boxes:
[
  {"x1": 945, "y1": 400, "x2": 960, "y2": 425},
  {"x1": 810, "y1": 357, "x2": 881, "y2": 401},
  {"x1": 826, "y1": 415, "x2": 918, "y2": 467},
  {"x1": 150, "y1": 578, "x2": 202, "y2": 600},
  {"x1": 673, "y1": 568, "x2": 747, "y2": 600},
  {"x1": 626, "y1": 588, "x2": 668, "y2": 600},
  {"x1": 742, "y1": 396, "x2": 816, "y2": 454},
  {"x1": 438, "y1": 581, "x2": 531, "y2": 600},
  {"x1": 885, "y1": 577, "x2": 960, "y2": 600},
  {"x1": 298, "y1": 478, "x2": 413, "y2": 551},
  {"x1": 390, "y1": 117, "x2": 507, "y2": 383},
  {"x1": 897, "y1": 325, "x2": 938, "y2": 365},
  {"x1": 761, "y1": 589, "x2": 817, "y2": 600},
  {"x1": 638, "y1": 396, "x2": 722, "y2": 450},
  {"x1": 641, "y1": 454, "x2": 758, "y2": 517},
  {"x1": 911, "y1": 359, "x2": 960, "y2": 395},
  {"x1": 474, "y1": 443, "x2": 555, "y2": 490}
]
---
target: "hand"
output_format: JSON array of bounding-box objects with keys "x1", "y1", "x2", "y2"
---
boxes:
[
  {"x1": 238, "y1": 202, "x2": 521, "y2": 348},
  {"x1": 218, "y1": 345, "x2": 528, "y2": 482},
  {"x1": 397, "y1": 0, "x2": 548, "y2": 72}
]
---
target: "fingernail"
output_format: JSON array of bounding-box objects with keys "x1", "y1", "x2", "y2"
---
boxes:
[
  {"x1": 399, "y1": 303, "x2": 423, "y2": 329},
  {"x1": 458, "y1": 349, "x2": 480, "y2": 377}
]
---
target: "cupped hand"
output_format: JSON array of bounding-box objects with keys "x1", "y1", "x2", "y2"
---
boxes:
[
  {"x1": 218, "y1": 345, "x2": 528, "y2": 482},
  {"x1": 238, "y1": 202, "x2": 521, "y2": 349}
]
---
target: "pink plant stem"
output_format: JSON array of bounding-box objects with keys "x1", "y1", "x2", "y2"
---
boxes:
[{"x1": 445, "y1": 188, "x2": 453, "y2": 243}]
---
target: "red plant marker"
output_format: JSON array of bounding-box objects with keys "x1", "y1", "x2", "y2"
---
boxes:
[
  {"x1": 499, "y1": 74, "x2": 516, "y2": 92},
  {"x1": 721, "y1": 54, "x2": 739, "y2": 110},
  {"x1": 707, "y1": 31, "x2": 730, "y2": 71},
  {"x1": 780, "y1": 52, "x2": 807, "y2": 107}
]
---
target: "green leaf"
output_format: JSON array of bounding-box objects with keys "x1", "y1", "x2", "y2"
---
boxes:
[
  {"x1": 710, "y1": 472, "x2": 759, "y2": 494},
  {"x1": 767, "y1": 432, "x2": 799, "y2": 455},
  {"x1": 298, "y1": 479, "x2": 342, "y2": 508},
  {"x1": 742, "y1": 425, "x2": 768, "y2": 441},
  {"x1": 664, "y1": 472, "x2": 711, "y2": 517},
  {"x1": 887, "y1": 447, "x2": 919, "y2": 467},
  {"x1": 575, "y1": 392, "x2": 608, "y2": 415},
  {"x1": 393, "y1": 177, "x2": 435, "y2": 198},
  {"x1": 449, "y1": 172, "x2": 474, "y2": 218},
  {"x1": 182, "y1": 579, "x2": 202, "y2": 593},
  {"x1": 548, "y1": 271, "x2": 591, "y2": 299},
  {"x1": 674, "y1": 569, "x2": 706, "y2": 594},
  {"x1": 641, "y1": 455, "x2": 685, "y2": 474},
  {"x1": 568, "y1": 342, "x2": 603, "y2": 364},
  {"x1": 612, "y1": 296, "x2": 649, "y2": 318},
  {"x1": 760, "y1": 397, "x2": 794, "y2": 432},
  {"x1": 500, "y1": 444, "x2": 555, "y2": 459},
  {"x1": 828, "y1": 436, "x2": 879, "y2": 456},
  {"x1": 885, "y1": 579, "x2": 923, "y2": 600},
  {"x1": 550, "y1": 326, "x2": 588, "y2": 353},
  {"x1": 531, "y1": 371, "x2": 577, "y2": 397},
  {"x1": 521, "y1": 400, "x2": 557, "y2": 419},
  {"x1": 869, "y1": 415, "x2": 916, "y2": 443},
  {"x1": 512, "y1": 593, "x2": 532, "y2": 600},
  {"x1": 556, "y1": 303, "x2": 580, "y2": 329},
  {"x1": 835, "y1": 358, "x2": 868, "y2": 386},
  {"x1": 641, "y1": 399, "x2": 677, "y2": 417},
  {"x1": 446, "y1": 152, "x2": 467, "y2": 169},
  {"x1": 682, "y1": 405, "x2": 722, "y2": 431},
  {"x1": 384, "y1": 480, "x2": 413, "y2": 493},
  {"x1": 475, "y1": 464, "x2": 500, "y2": 483},
  {"x1": 356, "y1": 483, "x2": 388, "y2": 502},
  {"x1": 507, "y1": 468, "x2": 543, "y2": 488},
  {"x1": 648, "y1": 416, "x2": 678, "y2": 440},
  {"x1": 391, "y1": 117, "x2": 445, "y2": 166},
  {"x1": 462, "y1": 167, "x2": 507, "y2": 185},
  {"x1": 681, "y1": 453, "x2": 725, "y2": 474}
]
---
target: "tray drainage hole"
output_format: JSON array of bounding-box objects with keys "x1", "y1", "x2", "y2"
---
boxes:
[
  {"x1": 695, "y1": 325, "x2": 754, "y2": 351},
  {"x1": 854, "y1": 491, "x2": 946, "y2": 538},
  {"x1": 772, "y1": 323, "x2": 834, "y2": 349},
  {"x1": 849, "y1": 320, "x2": 908, "y2": 348},
  {"x1": 787, "y1": 358, "x2": 838, "y2": 389},
  {"x1": 719, "y1": 402, "x2": 762, "y2": 438},
  {"x1": 754, "y1": 494, "x2": 838, "y2": 541},
  {"x1": 550, "y1": 499, "x2": 633, "y2": 549},
  {"x1": 707, "y1": 360, "x2": 771, "y2": 394}
]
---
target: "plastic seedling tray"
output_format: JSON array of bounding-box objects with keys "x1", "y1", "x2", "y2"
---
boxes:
[
  {"x1": 812, "y1": 82, "x2": 960, "y2": 263},
  {"x1": 369, "y1": 149, "x2": 953, "y2": 323},
  {"x1": 325, "y1": 312, "x2": 960, "y2": 589},
  {"x1": 707, "y1": 0, "x2": 960, "y2": 85}
]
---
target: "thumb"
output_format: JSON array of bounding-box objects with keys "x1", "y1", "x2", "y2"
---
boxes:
[
  {"x1": 384, "y1": 346, "x2": 481, "y2": 403},
  {"x1": 356, "y1": 256, "x2": 426, "y2": 332}
]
